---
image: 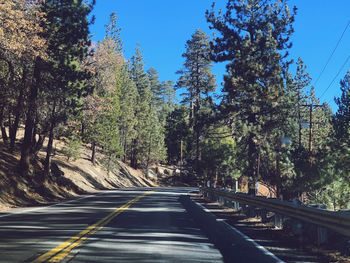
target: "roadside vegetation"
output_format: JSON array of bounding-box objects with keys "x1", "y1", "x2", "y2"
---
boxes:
[{"x1": 0, "y1": 0, "x2": 349, "y2": 210}]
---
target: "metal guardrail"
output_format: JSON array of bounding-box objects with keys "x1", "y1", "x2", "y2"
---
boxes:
[{"x1": 201, "y1": 187, "x2": 350, "y2": 238}]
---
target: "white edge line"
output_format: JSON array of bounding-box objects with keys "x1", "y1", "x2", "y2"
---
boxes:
[
  {"x1": 193, "y1": 199, "x2": 285, "y2": 263},
  {"x1": 0, "y1": 191, "x2": 110, "y2": 218}
]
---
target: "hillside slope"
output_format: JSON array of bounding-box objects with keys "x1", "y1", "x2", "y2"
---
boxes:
[{"x1": 0, "y1": 140, "x2": 157, "y2": 212}]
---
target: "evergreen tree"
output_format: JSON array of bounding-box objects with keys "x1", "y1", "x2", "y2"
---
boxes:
[
  {"x1": 334, "y1": 70, "x2": 350, "y2": 141},
  {"x1": 19, "y1": 0, "x2": 95, "y2": 176},
  {"x1": 129, "y1": 45, "x2": 167, "y2": 169},
  {"x1": 206, "y1": 0, "x2": 296, "y2": 196},
  {"x1": 104, "y1": 12, "x2": 123, "y2": 55},
  {"x1": 294, "y1": 58, "x2": 311, "y2": 149},
  {"x1": 176, "y1": 29, "x2": 216, "y2": 173},
  {"x1": 129, "y1": 45, "x2": 152, "y2": 168},
  {"x1": 201, "y1": 125, "x2": 238, "y2": 187},
  {"x1": 148, "y1": 68, "x2": 176, "y2": 125},
  {"x1": 82, "y1": 12, "x2": 124, "y2": 165},
  {"x1": 326, "y1": 71, "x2": 350, "y2": 209},
  {"x1": 147, "y1": 67, "x2": 163, "y2": 105},
  {"x1": 40, "y1": 0, "x2": 95, "y2": 176},
  {"x1": 164, "y1": 105, "x2": 190, "y2": 164},
  {"x1": 119, "y1": 64, "x2": 138, "y2": 163}
]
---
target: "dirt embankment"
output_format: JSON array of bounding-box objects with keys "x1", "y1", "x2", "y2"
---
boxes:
[{"x1": 0, "y1": 139, "x2": 157, "y2": 212}]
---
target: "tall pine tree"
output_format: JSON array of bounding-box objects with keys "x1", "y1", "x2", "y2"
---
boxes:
[
  {"x1": 176, "y1": 29, "x2": 216, "y2": 174},
  {"x1": 206, "y1": 0, "x2": 296, "y2": 196},
  {"x1": 129, "y1": 45, "x2": 153, "y2": 168}
]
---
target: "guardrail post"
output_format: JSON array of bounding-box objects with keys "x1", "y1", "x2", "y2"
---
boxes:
[
  {"x1": 317, "y1": 226, "x2": 328, "y2": 245},
  {"x1": 274, "y1": 213, "x2": 283, "y2": 229},
  {"x1": 211, "y1": 193, "x2": 215, "y2": 201},
  {"x1": 219, "y1": 196, "x2": 224, "y2": 205},
  {"x1": 223, "y1": 198, "x2": 233, "y2": 208},
  {"x1": 249, "y1": 206, "x2": 257, "y2": 218},
  {"x1": 241, "y1": 204, "x2": 248, "y2": 214},
  {"x1": 260, "y1": 209, "x2": 268, "y2": 223},
  {"x1": 293, "y1": 221, "x2": 304, "y2": 243},
  {"x1": 233, "y1": 201, "x2": 240, "y2": 211},
  {"x1": 201, "y1": 188, "x2": 350, "y2": 240}
]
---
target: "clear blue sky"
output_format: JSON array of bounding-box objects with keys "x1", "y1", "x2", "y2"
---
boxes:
[{"x1": 89, "y1": 0, "x2": 350, "y2": 112}]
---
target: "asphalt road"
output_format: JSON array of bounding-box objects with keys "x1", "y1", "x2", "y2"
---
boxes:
[{"x1": 0, "y1": 187, "x2": 224, "y2": 263}]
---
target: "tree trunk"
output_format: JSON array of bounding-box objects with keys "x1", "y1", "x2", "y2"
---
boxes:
[
  {"x1": 44, "y1": 122, "x2": 55, "y2": 176},
  {"x1": 81, "y1": 121, "x2": 85, "y2": 138},
  {"x1": 276, "y1": 148, "x2": 282, "y2": 199},
  {"x1": 31, "y1": 122, "x2": 37, "y2": 153},
  {"x1": 0, "y1": 125, "x2": 8, "y2": 143},
  {"x1": 107, "y1": 154, "x2": 111, "y2": 175},
  {"x1": 247, "y1": 133, "x2": 257, "y2": 195},
  {"x1": 44, "y1": 100, "x2": 57, "y2": 176},
  {"x1": 298, "y1": 92, "x2": 302, "y2": 149},
  {"x1": 130, "y1": 139, "x2": 138, "y2": 169},
  {"x1": 0, "y1": 106, "x2": 8, "y2": 144},
  {"x1": 123, "y1": 136, "x2": 127, "y2": 163},
  {"x1": 9, "y1": 68, "x2": 27, "y2": 151},
  {"x1": 33, "y1": 134, "x2": 45, "y2": 157},
  {"x1": 214, "y1": 171, "x2": 219, "y2": 188},
  {"x1": 19, "y1": 57, "x2": 41, "y2": 176},
  {"x1": 91, "y1": 141, "x2": 96, "y2": 165},
  {"x1": 145, "y1": 133, "x2": 152, "y2": 173}
]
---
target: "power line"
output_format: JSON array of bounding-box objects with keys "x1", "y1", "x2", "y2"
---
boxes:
[
  {"x1": 319, "y1": 55, "x2": 350, "y2": 99},
  {"x1": 313, "y1": 20, "x2": 350, "y2": 86}
]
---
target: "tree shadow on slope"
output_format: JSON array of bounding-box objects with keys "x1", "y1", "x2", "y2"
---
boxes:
[
  {"x1": 53, "y1": 159, "x2": 109, "y2": 191},
  {"x1": 0, "y1": 143, "x2": 44, "y2": 206},
  {"x1": 116, "y1": 162, "x2": 154, "y2": 187}
]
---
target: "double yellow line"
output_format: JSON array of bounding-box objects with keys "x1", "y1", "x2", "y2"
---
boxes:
[{"x1": 31, "y1": 191, "x2": 153, "y2": 263}]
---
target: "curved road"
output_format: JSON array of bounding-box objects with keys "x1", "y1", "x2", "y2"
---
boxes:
[{"x1": 0, "y1": 187, "x2": 223, "y2": 262}]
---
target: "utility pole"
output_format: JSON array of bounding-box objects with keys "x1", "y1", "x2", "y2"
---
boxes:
[
  {"x1": 298, "y1": 91, "x2": 302, "y2": 149},
  {"x1": 302, "y1": 103, "x2": 322, "y2": 153},
  {"x1": 298, "y1": 101, "x2": 302, "y2": 148},
  {"x1": 179, "y1": 139, "x2": 183, "y2": 183}
]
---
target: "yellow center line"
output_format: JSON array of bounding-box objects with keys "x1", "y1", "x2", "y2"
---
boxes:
[{"x1": 31, "y1": 191, "x2": 153, "y2": 263}]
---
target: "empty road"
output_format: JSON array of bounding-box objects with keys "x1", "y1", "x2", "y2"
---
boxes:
[{"x1": 0, "y1": 188, "x2": 224, "y2": 262}]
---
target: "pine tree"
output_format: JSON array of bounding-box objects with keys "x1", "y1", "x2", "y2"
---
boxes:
[
  {"x1": 147, "y1": 67, "x2": 163, "y2": 105},
  {"x1": 164, "y1": 106, "x2": 190, "y2": 164},
  {"x1": 329, "y1": 71, "x2": 350, "y2": 209},
  {"x1": 82, "y1": 11, "x2": 124, "y2": 165},
  {"x1": 294, "y1": 57, "x2": 311, "y2": 149},
  {"x1": 37, "y1": 0, "x2": 95, "y2": 176},
  {"x1": 129, "y1": 45, "x2": 167, "y2": 169},
  {"x1": 201, "y1": 125, "x2": 238, "y2": 187},
  {"x1": 104, "y1": 12, "x2": 123, "y2": 55},
  {"x1": 119, "y1": 64, "x2": 138, "y2": 163},
  {"x1": 129, "y1": 45, "x2": 152, "y2": 168},
  {"x1": 206, "y1": 0, "x2": 296, "y2": 196},
  {"x1": 148, "y1": 68, "x2": 175, "y2": 125},
  {"x1": 334, "y1": 70, "x2": 350, "y2": 141},
  {"x1": 176, "y1": 29, "x2": 216, "y2": 173}
]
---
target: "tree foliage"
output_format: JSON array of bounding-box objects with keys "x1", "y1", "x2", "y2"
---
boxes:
[
  {"x1": 206, "y1": 0, "x2": 297, "y2": 194},
  {"x1": 175, "y1": 29, "x2": 216, "y2": 173}
]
